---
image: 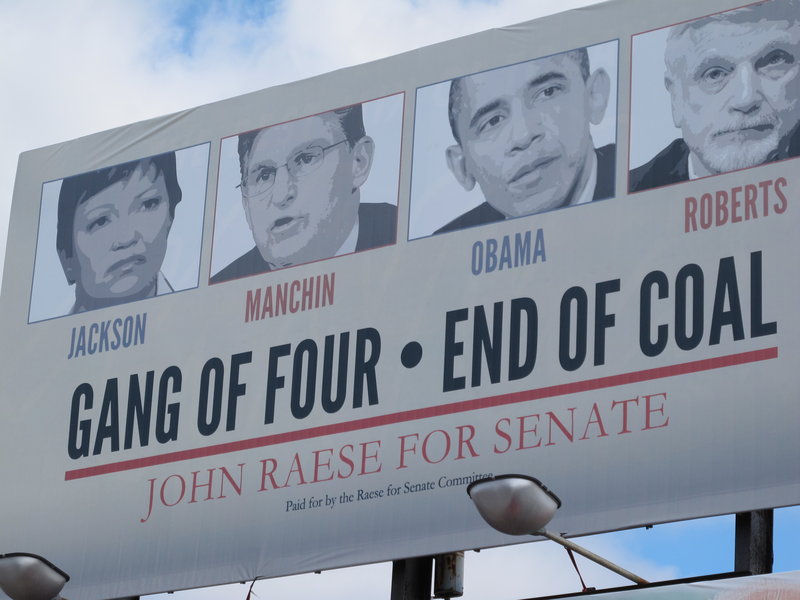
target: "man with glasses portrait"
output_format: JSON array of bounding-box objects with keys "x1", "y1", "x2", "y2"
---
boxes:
[{"x1": 211, "y1": 103, "x2": 396, "y2": 283}]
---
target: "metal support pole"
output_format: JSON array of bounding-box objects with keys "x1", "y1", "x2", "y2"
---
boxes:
[
  {"x1": 538, "y1": 530, "x2": 649, "y2": 585},
  {"x1": 735, "y1": 509, "x2": 773, "y2": 575},
  {"x1": 433, "y1": 552, "x2": 464, "y2": 598},
  {"x1": 390, "y1": 556, "x2": 433, "y2": 600}
]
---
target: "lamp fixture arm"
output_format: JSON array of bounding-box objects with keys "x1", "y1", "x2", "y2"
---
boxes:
[{"x1": 537, "y1": 530, "x2": 649, "y2": 585}]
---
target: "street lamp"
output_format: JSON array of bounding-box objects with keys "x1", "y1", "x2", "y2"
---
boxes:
[
  {"x1": 467, "y1": 475, "x2": 649, "y2": 586},
  {"x1": 0, "y1": 553, "x2": 69, "y2": 600}
]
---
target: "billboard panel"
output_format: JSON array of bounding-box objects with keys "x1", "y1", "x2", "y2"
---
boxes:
[
  {"x1": 538, "y1": 571, "x2": 800, "y2": 599},
  {"x1": 2, "y1": 0, "x2": 799, "y2": 598}
]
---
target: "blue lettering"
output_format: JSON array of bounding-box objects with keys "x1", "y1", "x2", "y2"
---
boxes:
[
  {"x1": 486, "y1": 239, "x2": 498, "y2": 273},
  {"x1": 122, "y1": 316, "x2": 134, "y2": 347},
  {"x1": 88, "y1": 323, "x2": 99, "y2": 355},
  {"x1": 471, "y1": 241, "x2": 483, "y2": 276},
  {"x1": 515, "y1": 231, "x2": 531, "y2": 266},
  {"x1": 499, "y1": 237, "x2": 512, "y2": 270}
]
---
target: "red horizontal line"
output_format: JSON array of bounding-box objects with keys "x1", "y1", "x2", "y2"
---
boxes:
[{"x1": 65, "y1": 347, "x2": 777, "y2": 481}]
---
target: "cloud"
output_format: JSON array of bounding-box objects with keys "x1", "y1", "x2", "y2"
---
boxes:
[{"x1": 0, "y1": 0, "x2": 604, "y2": 283}]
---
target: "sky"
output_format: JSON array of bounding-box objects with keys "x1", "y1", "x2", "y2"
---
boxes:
[{"x1": 0, "y1": 1, "x2": 798, "y2": 599}]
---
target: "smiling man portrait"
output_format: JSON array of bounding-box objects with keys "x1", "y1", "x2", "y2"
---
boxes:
[
  {"x1": 630, "y1": 0, "x2": 800, "y2": 192},
  {"x1": 211, "y1": 103, "x2": 397, "y2": 283},
  {"x1": 435, "y1": 45, "x2": 616, "y2": 234}
]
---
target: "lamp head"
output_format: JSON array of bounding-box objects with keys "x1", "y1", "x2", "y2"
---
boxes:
[
  {"x1": 0, "y1": 553, "x2": 69, "y2": 600},
  {"x1": 467, "y1": 474, "x2": 561, "y2": 535}
]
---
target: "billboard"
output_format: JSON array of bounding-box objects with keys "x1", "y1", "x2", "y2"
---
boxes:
[
  {"x1": 1, "y1": 0, "x2": 799, "y2": 598},
  {"x1": 537, "y1": 571, "x2": 800, "y2": 600}
]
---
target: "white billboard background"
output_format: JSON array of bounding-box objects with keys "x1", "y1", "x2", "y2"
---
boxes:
[{"x1": 2, "y1": 1, "x2": 800, "y2": 599}]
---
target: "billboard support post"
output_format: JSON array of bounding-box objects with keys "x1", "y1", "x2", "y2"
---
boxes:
[
  {"x1": 390, "y1": 557, "x2": 433, "y2": 600},
  {"x1": 735, "y1": 510, "x2": 774, "y2": 575}
]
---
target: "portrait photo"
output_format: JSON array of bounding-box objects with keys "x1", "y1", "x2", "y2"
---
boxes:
[
  {"x1": 408, "y1": 39, "x2": 619, "y2": 239},
  {"x1": 629, "y1": 0, "x2": 800, "y2": 193},
  {"x1": 28, "y1": 144, "x2": 209, "y2": 323},
  {"x1": 210, "y1": 93, "x2": 403, "y2": 283}
]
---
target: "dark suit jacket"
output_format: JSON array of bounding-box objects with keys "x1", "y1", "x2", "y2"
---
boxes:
[
  {"x1": 211, "y1": 202, "x2": 397, "y2": 283},
  {"x1": 628, "y1": 139, "x2": 690, "y2": 193},
  {"x1": 629, "y1": 124, "x2": 800, "y2": 193},
  {"x1": 436, "y1": 143, "x2": 616, "y2": 234}
]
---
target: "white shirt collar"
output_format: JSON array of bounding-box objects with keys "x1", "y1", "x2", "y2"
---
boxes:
[
  {"x1": 569, "y1": 147, "x2": 598, "y2": 207},
  {"x1": 336, "y1": 217, "x2": 359, "y2": 256},
  {"x1": 688, "y1": 152, "x2": 701, "y2": 180},
  {"x1": 156, "y1": 271, "x2": 173, "y2": 295}
]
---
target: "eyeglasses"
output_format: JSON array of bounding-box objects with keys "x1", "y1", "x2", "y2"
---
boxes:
[{"x1": 238, "y1": 139, "x2": 348, "y2": 200}]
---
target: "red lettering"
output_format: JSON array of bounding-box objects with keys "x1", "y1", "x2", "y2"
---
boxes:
[
  {"x1": 760, "y1": 180, "x2": 772, "y2": 216},
  {"x1": 312, "y1": 448, "x2": 335, "y2": 483},
  {"x1": 580, "y1": 403, "x2": 609, "y2": 439},
  {"x1": 715, "y1": 190, "x2": 729, "y2": 226},
  {"x1": 359, "y1": 440, "x2": 382, "y2": 475},
  {"x1": 731, "y1": 186, "x2": 742, "y2": 223},
  {"x1": 517, "y1": 414, "x2": 542, "y2": 450},
  {"x1": 218, "y1": 464, "x2": 244, "y2": 497},
  {"x1": 397, "y1": 433, "x2": 418, "y2": 469},
  {"x1": 685, "y1": 196, "x2": 698, "y2": 232},
  {"x1": 189, "y1": 468, "x2": 214, "y2": 503},
  {"x1": 643, "y1": 393, "x2": 669, "y2": 430},
  {"x1": 456, "y1": 424, "x2": 479, "y2": 459},
  {"x1": 421, "y1": 429, "x2": 450, "y2": 464},
  {"x1": 337, "y1": 444, "x2": 355, "y2": 478},
  {"x1": 245, "y1": 289, "x2": 261, "y2": 322},
  {"x1": 160, "y1": 474, "x2": 186, "y2": 507},
  {"x1": 775, "y1": 177, "x2": 788, "y2": 214},
  {"x1": 700, "y1": 193, "x2": 713, "y2": 229},
  {"x1": 611, "y1": 397, "x2": 639, "y2": 434},
  {"x1": 744, "y1": 184, "x2": 758, "y2": 219},
  {"x1": 289, "y1": 280, "x2": 301, "y2": 313},
  {"x1": 545, "y1": 408, "x2": 575, "y2": 446},
  {"x1": 493, "y1": 418, "x2": 512, "y2": 454},
  {"x1": 258, "y1": 458, "x2": 285, "y2": 491}
]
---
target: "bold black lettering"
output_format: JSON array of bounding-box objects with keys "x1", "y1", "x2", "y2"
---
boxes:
[
  {"x1": 321, "y1": 333, "x2": 349, "y2": 414},
  {"x1": 443, "y1": 309, "x2": 468, "y2": 392},
  {"x1": 198, "y1": 358, "x2": 225, "y2": 436},
  {"x1": 68, "y1": 383, "x2": 93, "y2": 459},
  {"x1": 594, "y1": 279, "x2": 620, "y2": 366},
  {"x1": 124, "y1": 371, "x2": 154, "y2": 450},
  {"x1": 93, "y1": 378, "x2": 120, "y2": 455},
  {"x1": 750, "y1": 251, "x2": 777, "y2": 338},
  {"x1": 675, "y1": 264, "x2": 704, "y2": 350},
  {"x1": 156, "y1": 366, "x2": 181, "y2": 443},
  {"x1": 291, "y1": 339, "x2": 318, "y2": 419},
  {"x1": 559, "y1": 287, "x2": 587, "y2": 371},
  {"x1": 640, "y1": 271, "x2": 669, "y2": 357},
  {"x1": 265, "y1": 344, "x2": 291, "y2": 424},
  {"x1": 710, "y1": 257, "x2": 745, "y2": 345},
  {"x1": 471, "y1": 302, "x2": 503, "y2": 386},
  {"x1": 227, "y1": 351, "x2": 252, "y2": 431},
  {"x1": 353, "y1": 327, "x2": 380, "y2": 408},
  {"x1": 509, "y1": 297, "x2": 537, "y2": 381}
]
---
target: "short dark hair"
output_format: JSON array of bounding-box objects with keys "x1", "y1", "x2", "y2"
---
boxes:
[
  {"x1": 237, "y1": 103, "x2": 366, "y2": 179},
  {"x1": 448, "y1": 48, "x2": 590, "y2": 145},
  {"x1": 56, "y1": 152, "x2": 181, "y2": 259}
]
